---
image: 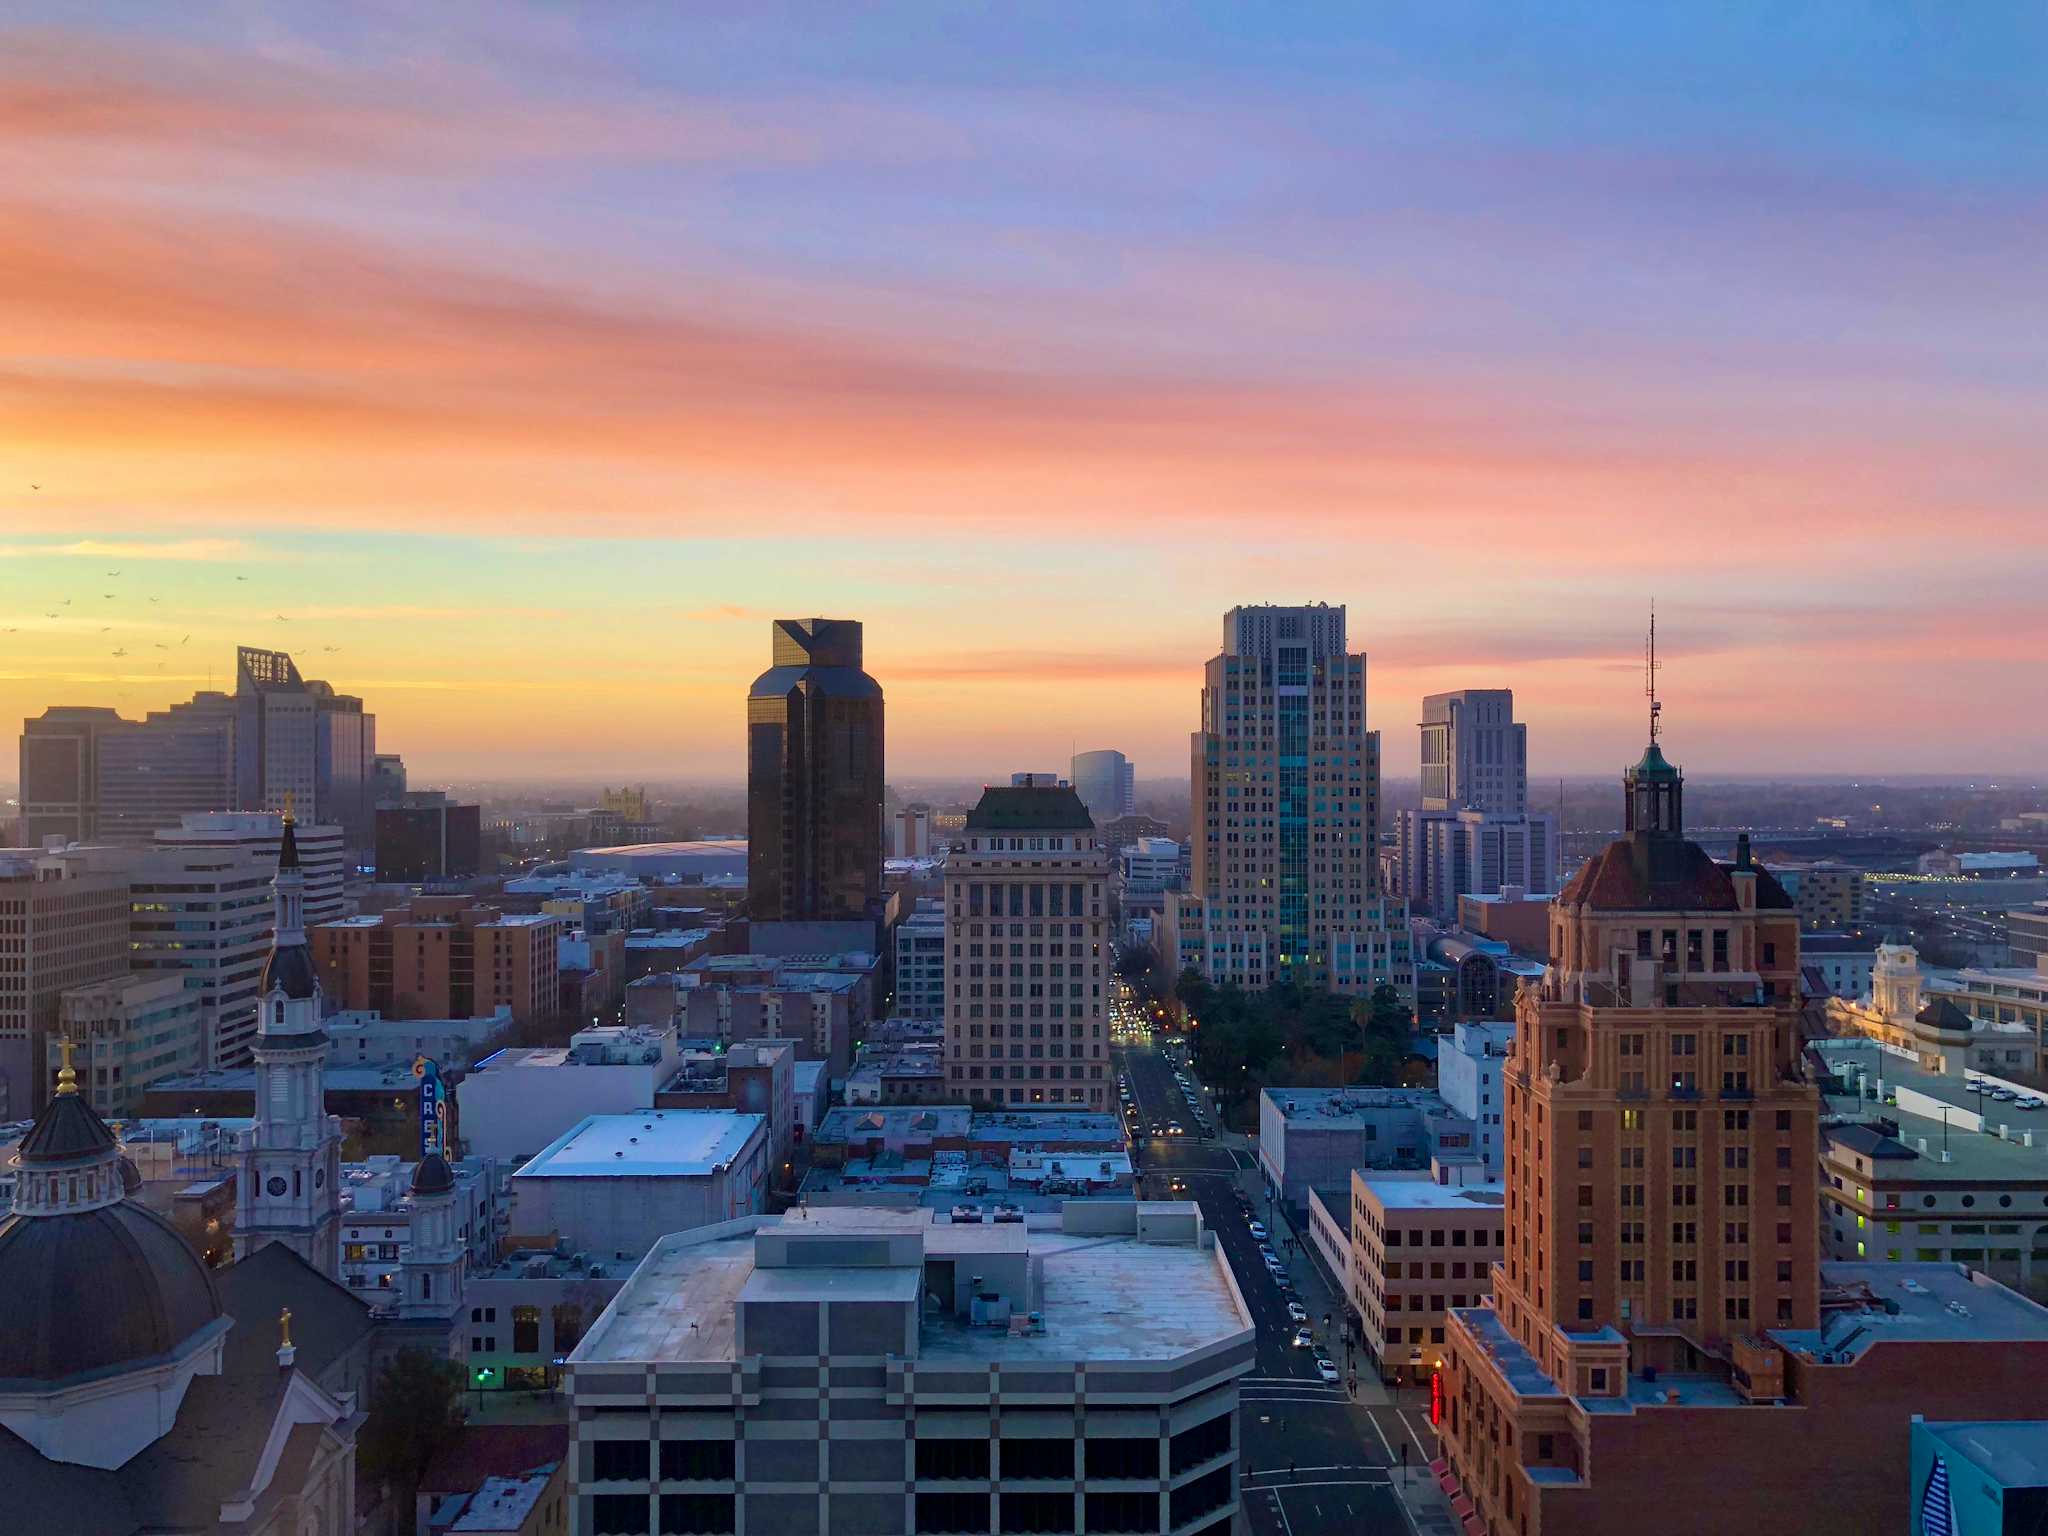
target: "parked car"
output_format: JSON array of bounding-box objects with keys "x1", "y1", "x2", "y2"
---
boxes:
[
  {"x1": 1292, "y1": 1327, "x2": 1314, "y2": 1349},
  {"x1": 1316, "y1": 1356, "x2": 1340, "y2": 1384},
  {"x1": 1287, "y1": 1301, "x2": 1309, "y2": 1323},
  {"x1": 1247, "y1": 1221, "x2": 1268, "y2": 1241}
]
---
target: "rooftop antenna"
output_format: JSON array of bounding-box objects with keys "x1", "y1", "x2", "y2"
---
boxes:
[{"x1": 1644, "y1": 602, "x2": 1662, "y2": 744}]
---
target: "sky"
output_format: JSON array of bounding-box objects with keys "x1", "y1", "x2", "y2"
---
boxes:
[{"x1": 2, "y1": 3, "x2": 2044, "y2": 783}]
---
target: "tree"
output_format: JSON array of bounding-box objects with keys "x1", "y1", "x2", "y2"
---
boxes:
[
  {"x1": 1174, "y1": 967, "x2": 1217, "y2": 1022},
  {"x1": 360, "y1": 1349, "x2": 465, "y2": 1509},
  {"x1": 1353, "y1": 982, "x2": 1412, "y2": 1086}
]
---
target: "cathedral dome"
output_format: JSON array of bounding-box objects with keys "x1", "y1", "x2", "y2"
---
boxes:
[
  {"x1": 258, "y1": 941, "x2": 320, "y2": 1002},
  {"x1": 0, "y1": 1063, "x2": 223, "y2": 1385},
  {"x1": 0, "y1": 1202, "x2": 223, "y2": 1382}
]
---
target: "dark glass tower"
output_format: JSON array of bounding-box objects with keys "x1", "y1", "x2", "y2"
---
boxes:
[{"x1": 746, "y1": 618, "x2": 884, "y2": 922}]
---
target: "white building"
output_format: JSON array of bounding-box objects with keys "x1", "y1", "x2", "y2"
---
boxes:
[
  {"x1": 337, "y1": 1153, "x2": 499, "y2": 1298},
  {"x1": 891, "y1": 808, "x2": 933, "y2": 859},
  {"x1": 1399, "y1": 807, "x2": 1559, "y2": 922},
  {"x1": 509, "y1": 1109, "x2": 768, "y2": 1257},
  {"x1": 564, "y1": 1203, "x2": 1251, "y2": 1536},
  {"x1": 894, "y1": 898, "x2": 946, "y2": 1020},
  {"x1": 1183, "y1": 604, "x2": 1413, "y2": 1004},
  {"x1": 157, "y1": 810, "x2": 349, "y2": 926},
  {"x1": 1435, "y1": 1020, "x2": 1514, "y2": 1175},
  {"x1": 457, "y1": 1023, "x2": 682, "y2": 1163}
]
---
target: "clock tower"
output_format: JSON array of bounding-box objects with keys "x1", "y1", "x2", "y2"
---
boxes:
[{"x1": 233, "y1": 809, "x2": 342, "y2": 1278}]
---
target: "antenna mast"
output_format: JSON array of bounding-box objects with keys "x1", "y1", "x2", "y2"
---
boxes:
[{"x1": 1645, "y1": 603, "x2": 1662, "y2": 743}]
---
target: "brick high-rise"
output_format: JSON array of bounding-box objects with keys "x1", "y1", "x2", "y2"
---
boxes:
[{"x1": 942, "y1": 779, "x2": 1109, "y2": 1110}]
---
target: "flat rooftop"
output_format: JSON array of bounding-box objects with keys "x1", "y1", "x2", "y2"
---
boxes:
[
  {"x1": 1924, "y1": 1420, "x2": 2048, "y2": 1492},
  {"x1": 1265, "y1": 1087, "x2": 1447, "y2": 1125},
  {"x1": 1361, "y1": 1173, "x2": 1507, "y2": 1211},
  {"x1": 573, "y1": 1206, "x2": 1249, "y2": 1369},
  {"x1": 1774, "y1": 1262, "x2": 2048, "y2": 1359},
  {"x1": 516, "y1": 1110, "x2": 764, "y2": 1179}
]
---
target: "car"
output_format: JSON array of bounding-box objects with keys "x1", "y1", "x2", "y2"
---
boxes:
[
  {"x1": 1167, "y1": 1122, "x2": 1184, "y2": 1135},
  {"x1": 1291, "y1": 1327, "x2": 1314, "y2": 1349},
  {"x1": 1286, "y1": 1301, "x2": 1308, "y2": 1323},
  {"x1": 1316, "y1": 1357, "x2": 1340, "y2": 1384},
  {"x1": 1257, "y1": 1243, "x2": 1276, "y2": 1259},
  {"x1": 1150, "y1": 1123, "x2": 1166, "y2": 1135},
  {"x1": 1168, "y1": 1177, "x2": 1187, "y2": 1194},
  {"x1": 1265, "y1": 1255, "x2": 1287, "y2": 1276},
  {"x1": 1247, "y1": 1221, "x2": 1267, "y2": 1241}
]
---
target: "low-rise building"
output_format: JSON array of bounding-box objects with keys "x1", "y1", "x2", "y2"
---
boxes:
[
  {"x1": 324, "y1": 1006, "x2": 513, "y2": 1069},
  {"x1": 1350, "y1": 1166, "x2": 1505, "y2": 1386},
  {"x1": 337, "y1": 1152, "x2": 501, "y2": 1299},
  {"x1": 51, "y1": 972, "x2": 205, "y2": 1116},
  {"x1": 508, "y1": 1109, "x2": 768, "y2": 1258},
  {"x1": 457, "y1": 1024, "x2": 682, "y2": 1163},
  {"x1": 654, "y1": 1037, "x2": 799, "y2": 1172},
  {"x1": 846, "y1": 1044, "x2": 948, "y2": 1104},
  {"x1": 1764, "y1": 859, "x2": 1866, "y2": 930},
  {"x1": 564, "y1": 1203, "x2": 1251, "y2": 1536},
  {"x1": 680, "y1": 949, "x2": 877, "y2": 1077},
  {"x1": 1456, "y1": 887, "x2": 1554, "y2": 960},
  {"x1": 1827, "y1": 943, "x2": 2048, "y2": 1078},
  {"x1": 312, "y1": 898, "x2": 562, "y2": 1027},
  {"x1": 1801, "y1": 932, "x2": 1879, "y2": 1000},
  {"x1": 1258, "y1": 1086, "x2": 1469, "y2": 1208}
]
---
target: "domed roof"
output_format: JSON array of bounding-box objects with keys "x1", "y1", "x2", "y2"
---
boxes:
[
  {"x1": 16, "y1": 1093, "x2": 116, "y2": 1165},
  {"x1": 259, "y1": 941, "x2": 320, "y2": 1002},
  {"x1": 411, "y1": 1152, "x2": 455, "y2": 1196},
  {"x1": 0, "y1": 1201, "x2": 222, "y2": 1383},
  {"x1": 1628, "y1": 741, "x2": 1681, "y2": 782}
]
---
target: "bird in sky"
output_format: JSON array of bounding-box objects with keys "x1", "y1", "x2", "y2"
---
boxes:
[
  {"x1": 28, "y1": 483, "x2": 39, "y2": 491},
  {"x1": 180, "y1": 634, "x2": 190, "y2": 644},
  {"x1": 111, "y1": 647, "x2": 128, "y2": 657},
  {"x1": 148, "y1": 596, "x2": 160, "y2": 604},
  {"x1": 106, "y1": 570, "x2": 120, "y2": 577},
  {"x1": 152, "y1": 642, "x2": 169, "y2": 650},
  {"x1": 102, "y1": 592, "x2": 114, "y2": 599},
  {"x1": 274, "y1": 613, "x2": 289, "y2": 622},
  {"x1": 235, "y1": 575, "x2": 248, "y2": 582},
  {"x1": 43, "y1": 611, "x2": 58, "y2": 619},
  {"x1": 3, "y1": 627, "x2": 16, "y2": 634},
  {"x1": 321, "y1": 645, "x2": 341, "y2": 653},
  {"x1": 100, "y1": 626, "x2": 110, "y2": 633},
  {"x1": 59, "y1": 598, "x2": 71, "y2": 606}
]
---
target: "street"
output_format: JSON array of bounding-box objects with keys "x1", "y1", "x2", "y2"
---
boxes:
[{"x1": 1110, "y1": 995, "x2": 1444, "y2": 1536}]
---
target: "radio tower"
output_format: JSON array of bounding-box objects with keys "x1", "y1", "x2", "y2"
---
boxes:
[{"x1": 1645, "y1": 603, "x2": 1662, "y2": 744}]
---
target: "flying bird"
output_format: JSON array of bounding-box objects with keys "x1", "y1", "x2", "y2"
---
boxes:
[
  {"x1": 235, "y1": 575, "x2": 248, "y2": 582},
  {"x1": 59, "y1": 598, "x2": 71, "y2": 606},
  {"x1": 43, "y1": 611, "x2": 57, "y2": 619},
  {"x1": 111, "y1": 647, "x2": 128, "y2": 657},
  {"x1": 153, "y1": 642, "x2": 169, "y2": 650},
  {"x1": 106, "y1": 570, "x2": 120, "y2": 577},
  {"x1": 147, "y1": 596, "x2": 160, "y2": 604},
  {"x1": 28, "y1": 483, "x2": 39, "y2": 491},
  {"x1": 99, "y1": 626, "x2": 110, "y2": 633},
  {"x1": 102, "y1": 593, "x2": 114, "y2": 599},
  {"x1": 274, "y1": 613, "x2": 289, "y2": 622},
  {"x1": 180, "y1": 634, "x2": 190, "y2": 645},
  {"x1": 321, "y1": 645, "x2": 341, "y2": 653}
]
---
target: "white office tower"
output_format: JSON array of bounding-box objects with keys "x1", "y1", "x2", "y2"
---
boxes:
[
  {"x1": 1169, "y1": 604, "x2": 1412, "y2": 1003},
  {"x1": 1071, "y1": 749, "x2": 1136, "y2": 823}
]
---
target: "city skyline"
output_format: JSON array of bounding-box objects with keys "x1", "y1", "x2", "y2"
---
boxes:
[{"x1": 5, "y1": 7, "x2": 2046, "y2": 780}]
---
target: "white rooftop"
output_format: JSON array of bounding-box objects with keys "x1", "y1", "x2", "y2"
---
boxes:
[
  {"x1": 515, "y1": 1110, "x2": 764, "y2": 1179},
  {"x1": 1360, "y1": 1173, "x2": 1507, "y2": 1211}
]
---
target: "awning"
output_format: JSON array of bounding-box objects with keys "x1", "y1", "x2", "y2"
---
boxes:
[
  {"x1": 1429, "y1": 1457, "x2": 1450, "y2": 1478},
  {"x1": 1463, "y1": 1516, "x2": 1488, "y2": 1536},
  {"x1": 1452, "y1": 1494, "x2": 1477, "y2": 1519},
  {"x1": 1438, "y1": 1469, "x2": 1459, "y2": 1495}
]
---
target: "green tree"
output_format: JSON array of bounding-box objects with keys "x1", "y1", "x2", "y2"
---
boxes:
[
  {"x1": 1353, "y1": 982, "x2": 1412, "y2": 1086},
  {"x1": 1173, "y1": 967, "x2": 1217, "y2": 1022},
  {"x1": 360, "y1": 1349, "x2": 465, "y2": 1509}
]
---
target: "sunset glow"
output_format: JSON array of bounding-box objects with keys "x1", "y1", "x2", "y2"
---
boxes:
[{"x1": 4, "y1": 8, "x2": 2044, "y2": 778}]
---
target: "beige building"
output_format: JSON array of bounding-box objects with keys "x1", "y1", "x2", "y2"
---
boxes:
[
  {"x1": 1179, "y1": 603, "x2": 1412, "y2": 1003},
  {"x1": 0, "y1": 846, "x2": 130, "y2": 1118},
  {"x1": 943, "y1": 778, "x2": 1111, "y2": 1110},
  {"x1": 1766, "y1": 859, "x2": 1864, "y2": 930},
  {"x1": 1350, "y1": 1166, "x2": 1506, "y2": 1385},
  {"x1": 52, "y1": 972, "x2": 205, "y2": 1116},
  {"x1": 1826, "y1": 942, "x2": 2048, "y2": 1078}
]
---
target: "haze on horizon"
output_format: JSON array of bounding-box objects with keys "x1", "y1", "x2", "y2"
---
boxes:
[{"x1": 3, "y1": 6, "x2": 2044, "y2": 783}]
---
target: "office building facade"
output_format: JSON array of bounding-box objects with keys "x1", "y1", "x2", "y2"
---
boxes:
[
  {"x1": 942, "y1": 780, "x2": 1111, "y2": 1109},
  {"x1": 1071, "y1": 748, "x2": 1136, "y2": 824},
  {"x1": 894, "y1": 898, "x2": 947, "y2": 1020},
  {"x1": 747, "y1": 618, "x2": 885, "y2": 923},
  {"x1": 1184, "y1": 604, "x2": 1411, "y2": 1001},
  {"x1": 313, "y1": 899, "x2": 563, "y2": 1026},
  {"x1": 376, "y1": 793, "x2": 484, "y2": 882},
  {"x1": 0, "y1": 847, "x2": 131, "y2": 1119},
  {"x1": 1420, "y1": 689, "x2": 1527, "y2": 814},
  {"x1": 52, "y1": 972, "x2": 206, "y2": 1117}
]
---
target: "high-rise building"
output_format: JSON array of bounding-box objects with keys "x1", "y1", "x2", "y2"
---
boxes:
[
  {"x1": 1399, "y1": 689, "x2": 1555, "y2": 919},
  {"x1": 97, "y1": 708, "x2": 238, "y2": 842},
  {"x1": 894, "y1": 897, "x2": 946, "y2": 1019},
  {"x1": 942, "y1": 779, "x2": 1110, "y2": 1109},
  {"x1": 375, "y1": 792, "x2": 483, "y2": 882},
  {"x1": 1178, "y1": 603, "x2": 1412, "y2": 1000},
  {"x1": 52, "y1": 972, "x2": 205, "y2": 1118},
  {"x1": 0, "y1": 846, "x2": 131, "y2": 1119},
  {"x1": 746, "y1": 618, "x2": 884, "y2": 923},
  {"x1": 232, "y1": 814, "x2": 343, "y2": 1277},
  {"x1": 156, "y1": 811, "x2": 348, "y2": 927},
  {"x1": 1437, "y1": 712, "x2": 1826, "y2": 1527},
  {"x1": 16, "y1": 706, "x2": 127, "y2": 844},
  {"x1": 1420, "y1": 689, "x2": 1527, "y2": 813},
  {"x1": 1071, "y1": 748, "x2": 1136, "y2": 823}
]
